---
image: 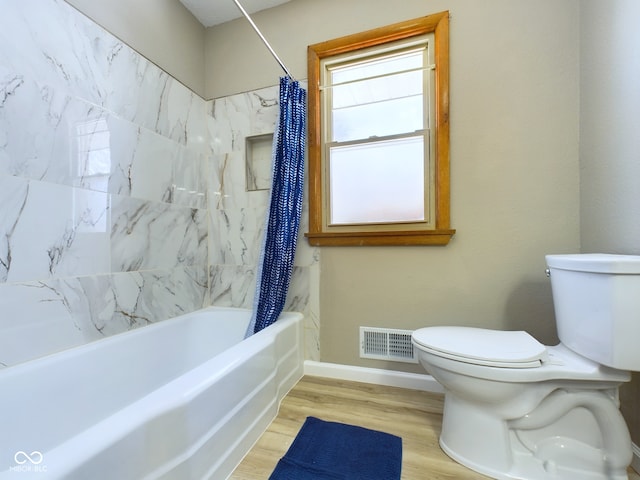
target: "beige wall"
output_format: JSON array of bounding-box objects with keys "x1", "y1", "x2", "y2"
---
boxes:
[
  {"x1": 206, "y1": 0, "x2": 581, "y2": 372},
  {"x1": 579, "y1": 0, "x2": 640, "y2": 449},
  {"x1": 65, "y1": 0, "x2": 206, "y2": 97},
  {"x1": 206, "y1": 0, "x2": 458, "y2": 99}
]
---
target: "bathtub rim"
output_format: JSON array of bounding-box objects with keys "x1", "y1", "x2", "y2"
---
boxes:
[{"x1": 0, "y1": 306, "x2": 304, "y2": 480}]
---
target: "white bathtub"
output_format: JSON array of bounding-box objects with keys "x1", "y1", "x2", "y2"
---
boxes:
[{"x1": 0, "y1": 306, "x2": 304, "y2": 479}]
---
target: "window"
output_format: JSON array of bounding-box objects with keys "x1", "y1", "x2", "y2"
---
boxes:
[{"x1": 306, "y1": 12, "x2": 454, "y2": 246}]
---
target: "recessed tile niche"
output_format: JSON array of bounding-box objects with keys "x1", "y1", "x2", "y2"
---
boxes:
[{"x1": 245, "y1": 133, "x2": 274, "y2": 191}]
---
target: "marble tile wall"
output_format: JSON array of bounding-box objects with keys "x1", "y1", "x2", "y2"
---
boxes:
[
  {"x1": 207, "y1": 86, "x2": 320, "y2": 360},
  {"x1": 0, "y1": 0, "x2": 319, "y2": 367},
  {"x1": 0, "y1": 0, "x2": 209, "y2": 367}
]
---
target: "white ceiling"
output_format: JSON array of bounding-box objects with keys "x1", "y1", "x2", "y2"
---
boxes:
[{"x1": 178, "y1": 0, "x2": 291, "y2": 27}]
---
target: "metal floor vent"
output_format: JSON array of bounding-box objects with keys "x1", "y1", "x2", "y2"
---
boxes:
[{"x1": 359, "y1": 327, "x2": 418, "y2": 363}]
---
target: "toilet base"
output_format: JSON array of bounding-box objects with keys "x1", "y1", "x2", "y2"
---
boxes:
[
  {"x1": 440, "y1": 438, "x2": 629, "y2": 480},
  {"x1": 439, "y1": 390, "x2": 631, "y2": 480}
]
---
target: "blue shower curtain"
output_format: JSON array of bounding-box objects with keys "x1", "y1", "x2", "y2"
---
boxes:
[{"x1": 246, "y1": 77, "x2": 307, "y2": 336}]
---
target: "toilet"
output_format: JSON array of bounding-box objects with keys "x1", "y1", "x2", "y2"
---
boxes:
[{"x1": 412, "y1": 254, "x2": 640, "y2": 480}]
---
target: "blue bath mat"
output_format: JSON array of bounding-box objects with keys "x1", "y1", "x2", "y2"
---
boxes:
[{"x1": 269, "y1": 416, "x2": 402, "y2": 480}]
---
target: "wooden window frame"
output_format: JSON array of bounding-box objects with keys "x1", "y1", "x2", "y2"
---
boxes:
[{"x1": 305, "y1": 11, "x2": 454, "y2": 246}]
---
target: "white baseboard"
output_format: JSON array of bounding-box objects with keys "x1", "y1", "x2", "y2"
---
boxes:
[
  {"x1": 632, "y1": 442, "x2": 640, "y2": 475},
  {"x1": 303, "y1": 360, "x2": 444, "y2": 394}
]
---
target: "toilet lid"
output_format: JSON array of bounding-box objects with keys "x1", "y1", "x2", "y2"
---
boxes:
[{"x1": 412, "y1": 327, "x2": 549, "y2": 368}]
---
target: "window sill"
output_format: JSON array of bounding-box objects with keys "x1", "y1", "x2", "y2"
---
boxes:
[{"x1": 305, "y1": 229, "x2": 455, "y2": 246}]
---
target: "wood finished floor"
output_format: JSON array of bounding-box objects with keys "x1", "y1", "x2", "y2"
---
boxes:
[
  {"x1": 230, "y1": 375, "x2": 478, "y2": 479},
  {"x1": 230, "y1": 376, "x2": 640, "y2": 480}
]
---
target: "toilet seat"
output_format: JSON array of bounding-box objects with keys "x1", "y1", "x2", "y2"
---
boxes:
[{"x1": 412, "y1": 327, "x2": 549, "y2": 368}]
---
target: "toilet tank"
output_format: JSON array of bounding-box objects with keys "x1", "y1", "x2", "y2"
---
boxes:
[{"x1": 546, "y1": 254, "x2": 640, "y2": 371}]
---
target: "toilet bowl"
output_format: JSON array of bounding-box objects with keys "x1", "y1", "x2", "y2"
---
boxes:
[{"x1": 412, "y1": 254, "x2": 640, "y2": 480}]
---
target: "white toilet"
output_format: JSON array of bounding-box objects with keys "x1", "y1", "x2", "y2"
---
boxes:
[{"x1": 412, "y1": 254, "x2": 640, "y2": 480}]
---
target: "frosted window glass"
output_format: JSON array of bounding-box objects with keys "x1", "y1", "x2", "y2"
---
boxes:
[
  {"x1": 333, "y1": 94, "x2": 423, "y2": 142},
  {"x1": 331, "y1": 70, "x2": 423, "y2": 142},
  {"x1": 332, "y1": 69, "x2": 423, "y2": 109},
  {"x1": 331, "y1": 49, "x2": 423, "y2": 85},
  {"x1": 329, "y1": 136, "x2": 425, "y2": 225}
]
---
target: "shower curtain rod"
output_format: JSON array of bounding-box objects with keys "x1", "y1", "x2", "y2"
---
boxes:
[{"x1": 231, "y1": 0, "x2": 294, "y2": 79}]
